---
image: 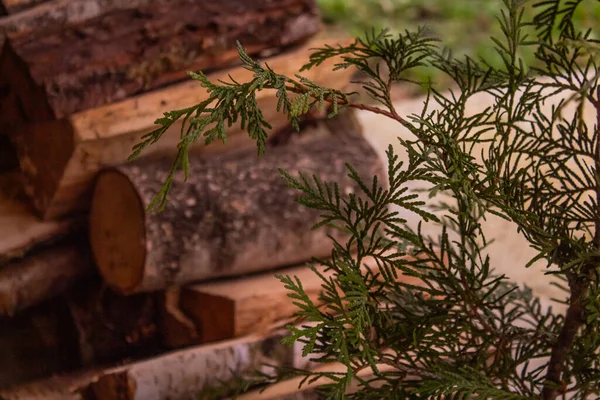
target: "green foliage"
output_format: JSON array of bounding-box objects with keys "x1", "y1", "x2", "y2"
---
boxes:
[{"x1": 133, "y1": 0, "x2": 600, "y2": 398}]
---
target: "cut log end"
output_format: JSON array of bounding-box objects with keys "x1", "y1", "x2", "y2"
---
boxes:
[{"x1": 89, "y1": 170, "x2": 146, "y2": 293}]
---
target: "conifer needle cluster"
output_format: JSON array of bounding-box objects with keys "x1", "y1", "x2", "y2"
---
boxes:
[{"x1": 132, "y1": 0, "x2": 600, "y2": 398}]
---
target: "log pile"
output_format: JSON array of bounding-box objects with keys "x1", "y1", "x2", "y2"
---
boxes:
[{"x1": 0, "y1": 1, "x2": 421, "y2": 399}]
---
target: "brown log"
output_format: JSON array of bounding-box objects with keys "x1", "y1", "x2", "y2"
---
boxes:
[
  {"x1": 89, "y1": 133, "x2": 385, "y2": 294},
  {"x1": 0, "y1": 239, "x2": 93, "y2": 316},
  {"x1": 0, "y1": 0, "x2": 49, "y2": 14},
  {"x1": 0, "y1": 172, "x2": 84, "y2": 263},
  {"x1": 160, "y1": 254, "x2": 426, "y2": 348},
  {"x1": 0, "y1": 0, "x2": 320, "y2": 132},
  {"x1": 0, "y1": 300, "x2": 81, "y2": 389},
  {"x1": 8, "y1": 37, "x2": 355, "y2": 220},
  {"x1": 65, "y1": 282, "x2": 163, "y2": 367}
]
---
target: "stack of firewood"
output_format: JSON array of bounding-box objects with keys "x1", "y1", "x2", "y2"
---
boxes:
[{"x1": 0, "y1": 1, "x2": 406, "y2": 399}]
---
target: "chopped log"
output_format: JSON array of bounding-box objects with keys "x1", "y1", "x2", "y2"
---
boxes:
[
  {"x1": 89, "y1": 134, "x2": 385, "y2": 294},
  {"x1": 86, "y1": 330, "x2": 305, "y2": 400},
  {"x1": 0, "y1": 0, "x2": 320, "y2": 132},
  {"x1": 66, "y1": 282, "x2": 162, "y2": 367},
  {"x1": 0, "y1": 0, "x2": 49, "y2": 14},
  {"x1": 0, "y1": 300, "x2": 81, "y2": 389},
  {"x1": 0, "y1": 329, "x2": 306, "y2": 399},
  {"x1": 8, "y1": 37, "x2": 355, "y2": 220},
  {"x1": 0, "y1": 172, "x2": 84, "y2": 263},
  {"x1": 0, "y1": 239, "x2": 93, "y2": 316}
]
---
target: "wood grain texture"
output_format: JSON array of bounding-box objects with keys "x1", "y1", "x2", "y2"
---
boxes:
[
  {"x1": 0, "y1": 0, "x2": 320, "y2": 131},
  {"x1": 0, "y1": 173, "x2": 84, "y2": 263},
  {"x1": 8, "y1": 37, "x2": 355, "y2": 220},
  {"x1": 162, "y1": 255, "x2": 426, "y2": 348},
  {"x1": 89, "y1": 134, "x2": 385, "y2": 294}
]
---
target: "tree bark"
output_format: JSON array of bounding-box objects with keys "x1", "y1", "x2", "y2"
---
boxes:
[
  {"x1": 0, "y1": 172, "x2": 84, "y2": 263},
  {"x1": 0, "y1": 0, "x2": 320, "y2": 133},
  {"x1": 89, "y1": 134, "x2": 385, "y2": 294},
  {"x1": 0, "y1": 239, "x2": 93, "y2": 316},
  {"x1": 0, "y1": 0, "x2": 167, "y2": 41},
  {"x1": 0, "y1": 0, "x2": 49, "y2": 14},
  {"x1": 0, "y1": 329, "x2": 308, "y2": 399},
  {"x1": 7, "y1": 37, "x2": 355, "y2": 220},
  {"x1": 85, "y1": 330, "x2": 305, "y2": 400}
]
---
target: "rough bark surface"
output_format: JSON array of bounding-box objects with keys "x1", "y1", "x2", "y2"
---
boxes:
[
  {"x1": 0, "y1": 0, "x2": 163, "y2": 41},
  {"x1": 86, "y1": 331, "x2": 302, "y2": 400},
  {"x1": 7, "y1": 38, "x2": 354, "y2": 220},
  {"x1": 89, "y1": 134, "x2": 385, "y2": 294},
  {"x1": 0, "y1": 239, "x2": 93, "y2": 316},
  {"x1": 0, "y1": 0, "x2": 319, "y2": 132}
]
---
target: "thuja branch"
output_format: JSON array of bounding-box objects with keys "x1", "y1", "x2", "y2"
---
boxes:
[
  {"x1": 127, "y1": 41, "x2": 422, "y2": 211},
  {"x1": 542, "y1": 93, "x2": 600, "y2": 400}
]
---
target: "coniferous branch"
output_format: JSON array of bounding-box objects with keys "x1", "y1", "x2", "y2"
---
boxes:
[{"x1": 136, "y1": 0, "x2": 600, "y2": 398}]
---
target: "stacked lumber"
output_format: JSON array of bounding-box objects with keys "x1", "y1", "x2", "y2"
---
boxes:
[{"x1": 0, "y1": 0, "x2": 425, "y2": 398}]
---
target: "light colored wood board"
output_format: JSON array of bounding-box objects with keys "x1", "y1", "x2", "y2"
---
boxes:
[
  {"x1": 10, "y1": 37, "x2": 355, "y2": 220},
  {"x1": 164, "y1": 254, "x2": 427, "y2": 347},
  {"x1": 0, "y1": 173, "x2": 83, "y2": 263}
]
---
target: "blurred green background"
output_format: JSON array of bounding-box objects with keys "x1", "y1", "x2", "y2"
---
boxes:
[{"x1": 316, "y1": 0, "x2": 600, "y2": 92}]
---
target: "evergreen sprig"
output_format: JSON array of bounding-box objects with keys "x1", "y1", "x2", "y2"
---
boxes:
[{"x1": 134, "y1": 0, "x2": 600, "y2": 399}]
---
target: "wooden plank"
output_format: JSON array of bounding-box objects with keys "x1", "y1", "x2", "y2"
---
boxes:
[
  {"x1": 9, "y1": 37, "x2": 355, "y2": 220},
  {"x1": 0, "y1": 172, "x2": 84, "y2": 263},
  {"x1": 161, "y1": 255, "x2": 426, "y2": 348}
]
